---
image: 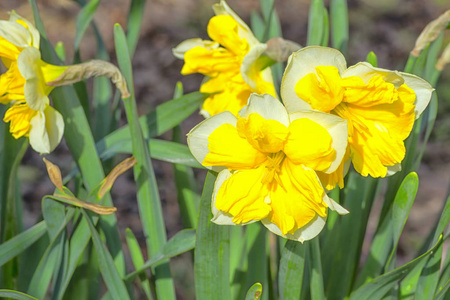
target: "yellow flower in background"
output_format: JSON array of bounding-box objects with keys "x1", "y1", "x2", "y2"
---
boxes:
[
  {"x1": 188, "y1": 94, "x2": 348, "y2": 242},
  {"x1": 0, "y1": 12, "x2": 67, "y2": 154},
  {"x1": 281, "y1": 46, "x2": 433, "y2": 187},
  {"x1": 173, "y1": 0, "x2": 276, "y2": 117}
]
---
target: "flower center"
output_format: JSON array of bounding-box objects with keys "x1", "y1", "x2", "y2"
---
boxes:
[{"x1": 261, "y1": 151, "x2": 286, "y2": 186}]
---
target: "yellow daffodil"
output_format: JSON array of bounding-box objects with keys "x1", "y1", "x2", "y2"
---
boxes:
[
  {"x1": 188, "y1": 94, "x2": 349, "y2": 242},
  {"x1": 0, "y1": 13, "x2": 67, "y2": 154},
  {"x1": 281, "y1": 46, "x2": 433, "y2": 187},
  {"x1": 173, "y1": 0, "x2": 276, "y2": 117}
]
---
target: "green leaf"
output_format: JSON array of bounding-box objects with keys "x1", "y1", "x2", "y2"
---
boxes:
[
  {"x1": 0, "y1": 290, "x2": 39, "y2": 300},
  {"x1": 194, "y1": 171, "x2": 231, "y2": 300},
  {"x1": 99, "y1": 138, "x2": 202, "y2": 168},
  {"x1": 125, "y1": 228, "x2": 151, "y2": 298},
  {"x1": 55, "y1": 41, "x2": 66, "y2": 61},
  {"x1": 321, "y1": 8, "x2": 329, "y2": 46},
  {"x1": 74, "y1": 0, "x2": 101, "y2": 50},
  {"x1": 330, "y1": 0, "x2": 349, "y2": 53},
  {"x1": 0, "y1": 221, "x2": 46, "y2": 268},
  {"x1": 308, "y1": 238, "x2": 325, "y2": 300},
  {"x1": 250, "y1": 11, "x2": 265, "y2": 41},
  {"x1": 95, "y1": 91, "x2": 208, "y2": 154},
  {"x1": 278, "y1": 240, "x2": 306, "y2": 299},
  {"x1": 349, "y1": 236, "x2": 443, "y2": 300},
  {"x1": 114, "y1": 23, "x2": 175, "y2": 299},
  {"x1": 357, "y1": 173, "x2": 418, "y2": 287},
  {"x1": 173, "y1": 126, "x2": 200, "y2": 229},
  {"x1": 424, "y1": 32, "x2": 444, "y2": 82},
  {"x1": 245, "y1": 283, "x2": 263, "y2": 300},
  {"x1": 366, "y1": 51, "x2": 378, "y2": 67},
  {"x1": 82, "y1": 210, "x2": 130, "y2": 300},
  {"x1": 124, "y1": 229, "x2": 196, "y2": 282},
  {"x1": 127, "y1": 0, "x2": 146, "y2": 56},
  {"x1": 307, "y1": 0, "x2": 325, "y2": 46},
  {"x1": 322, "y1": 173, "x2": 378, "y2": 299}
]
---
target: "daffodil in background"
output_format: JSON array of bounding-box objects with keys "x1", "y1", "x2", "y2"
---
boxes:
[
  {"x1": 0, "y1": 12, "x2": 67, "y2": 154},
  {"x1": 173, "y1": 0, "x2": 277, "y2": 117},
  {"x1": 188, "y1": 94, "x2": 349, "y2": 242},
  {"x1": 281, "y1": 46, "x2": 433, "y2": 188}
]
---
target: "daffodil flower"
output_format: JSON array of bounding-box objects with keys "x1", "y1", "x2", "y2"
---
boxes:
[
  {"x1": 0, "y1": 13, "x2": 68, "y2": 154},
  {"x1": 281, "y1": 46, "x2": 433, "y2": 187},
  {"x1": 188, "y1": 94, "x2": 349, "y2": 242},
  {"x1": 173, "y1": 0, "x2": 276, "y2": 117}
]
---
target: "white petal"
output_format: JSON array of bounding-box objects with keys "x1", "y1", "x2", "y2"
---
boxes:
[
  {"x1": 289, "y1": 110, "x2": 348, "y2": 174},
  {"x1": 240, "y1": 43, "x2": 268, "y2": 89},
  {"x1": 29, "y1": 106, "x2": 64, "y2": 154},
  {"x1": 342, "y1": 62, "x2": 404, "y2": 88},
  {"x1": 262, "y1": 214, "x2": 327, "y2": 243},
  {"x1": 8, "y1": 12, "x2": 40, "y2": 48},
  {"x1": 323, "y1": 195, "x2": 349, "y2": 215},
  {"x1": 386, "y1": 163, "x2": 402, "y2": 176},
  {"x1": 0, "y1": 20, "x2": 32, "y2": 48},
  {"x1": 239, "y1": 93, "x2": 289, "y2": 127},
  {"x1": 172, "y1": 38, "x2": 219, "y2": 59},
  {"x1": 212, "y1": 0, "x2": 258, "y2": 46},
  {"x1": 281, "y1": 46, "x2": 347, "y2": 114},
  {"x1": 211, "y1": 169, "x2": 237, "y2": 225},
  {"x1": 399, "y1": 72, "x2": 434, "y2": 120},
  {"x1": 187, "y1": 111, "x2": 237, "y2": 172},
  {"x1": 17, "y1": 47, "x2": 48, "y2": 111}
]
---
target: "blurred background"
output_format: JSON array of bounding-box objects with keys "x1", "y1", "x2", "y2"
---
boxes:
[{"x1": 0, "y1": 0, "x2": 449, "y2": 298}]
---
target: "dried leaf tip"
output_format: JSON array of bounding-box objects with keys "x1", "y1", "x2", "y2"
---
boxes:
[{"x1": 411, "y1": 10, "x2": 450, "y2": 57}]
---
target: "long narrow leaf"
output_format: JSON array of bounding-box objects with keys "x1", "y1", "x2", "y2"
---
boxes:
[
  {"x1": 278, "y1": 240, "x2": 306, "y2": 299},
  {"x1": 0, "y1": 290, "x2": 39, "y2": 300},
  {"x1": 114, "y1": 23, "x2": 175, "y2": 299},
  {"x1": 307, "y1": 0, "x2": 325, "y2": 46},
  {"x1": 330, "y1": 0, "x2": 349, "y2": 53},
  {"x1": 194, "y1": 171, "x2": 231, "y2": 300},
  {"x1": 82, "y1": 210, "x2": 130, "y2": 300}
]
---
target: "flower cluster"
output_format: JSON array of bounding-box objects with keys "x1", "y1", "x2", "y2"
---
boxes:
[
  {"x1": 173, "y1": 1, "x2": 277, "y2": 118},
  {"x1": 0, "y1": 12, "x2": 67, "y2": 154},
  {"x1": 181, "y1": 2, "x2": 433, "y2": 242}
]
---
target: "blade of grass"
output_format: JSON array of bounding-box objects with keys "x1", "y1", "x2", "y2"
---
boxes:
[
  {"x1": 330, "y1": 0, "x2": 349, "y2": 53},
  {"x1": 124, "y1": 229, "x2": 196, "y2": 282},
  {"x1": 307, "y1": 0, "x2": 325, "y2": 46},
  {"x1": 308, "y1": 238, "x2": 325, "y2": 300},
  {"x1": 125, "y1": 228, "x2": 152, "y2": 299},
  {"x1": 29, "y1": 2, "x2": 126, "y2": 291},
  {"x1": 74, "y1": 0, "x2": 101, "y2": 50},
  {"x1": 114, "y1": 23, "x2": 175, "y2": 299},
  {"x1": 278, "y1": 239, "x2": 306, "y2": 299},
  {"x1": 82, "y1": 209, "x2": 130, "y2": 300},
  {"x1": 0, "y1": 290, "x2": 39, "y2": 300},
  {"x1": 322, "y1": 172, "x2": 378, "y2": 299},
  {"x1": 349, "y1": 236, "x2": 443, "y2": 300},
  {"x1": 356, "y1": 173, "x2": 419, "y2": 287},
  {"x1": 127, "y1": 0, "x2": 146, "y2": 56},
  {"x1": 0, "y1": 221, "x2": 47, "y2": 268},
  {"x1": 194, "y1": 171, "x2": 231, "y2": 300}
]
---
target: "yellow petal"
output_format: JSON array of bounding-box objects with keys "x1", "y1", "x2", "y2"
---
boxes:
[
  {"x1": 200, "y1": 73, "x2": 251, "y2": 117},
  {"x1": 342, "y1": 75, "x2": 399, "y2": 106},
  {"x1": 172, "y1": 38, "x2": 219, "y2": 59},
  {"x1": 203, "y1": 122, "x2": 267, "y2": 169},
  {"x1": 236, "y1": 113, "x2": 288, "y2": 153},
  {"x1": 317, "y1": 146, "x2": 351, "y2": 190},
  {"x1": 214, "y1": 166, "x2": 271, "y2": 224},
  {"x1": 281, "y1": 46, "x2": 347, "y2": 114},
  {"x1": 295, "y1": 65, "x2": 345, "y2": 113},
  {"x1": 0, "y1": 61, "x2": 25, "y2": 104},
  {"x1": 3, "y1": 101, "x2": 36, "y2": 138},
  {"x1": 265, "y1": 159, "x2": 327, "y2": 236},
  {"x1": 207, "y1": 15, "x2": 249, "y2": 57},
  {"x1": 346, "y1": 92, "x2": 415, "y2": 177},
  {"x1": 182, "y1": 46, "x2": 240, "y2": 76},
  {"x1": 284, "y1": 118, "x2": 335, "y2": 172}
]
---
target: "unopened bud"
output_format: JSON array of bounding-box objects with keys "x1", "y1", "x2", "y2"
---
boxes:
[
  {"x1": 43, "y1": 157, "x2": 64, "y2": 191},
  {"x1": 436, "y1": 42, "x2": 450, "y2": 71},
  {"x1": 265, "y1": 37, "x2": 302, "y2": 62},
  {"x1": 411, "y1": 10, "x2": 450, "y2": 57},
  {"x1": 47, "y1": 60, "x2": 130, "y2": 98}
]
